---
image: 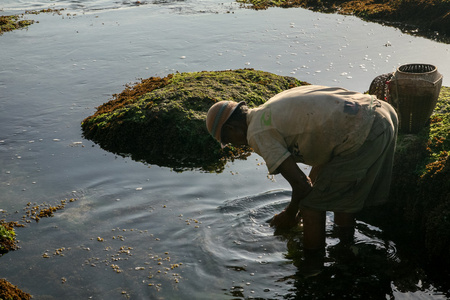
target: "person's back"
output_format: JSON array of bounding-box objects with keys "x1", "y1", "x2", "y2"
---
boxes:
[{"x1": 247, "y1": 85, "x2": 377, "y2": 174}]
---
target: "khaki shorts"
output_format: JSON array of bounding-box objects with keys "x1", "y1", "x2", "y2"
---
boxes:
[{"x1": 300, "y1": 100, "x2": 398, "y2": 213}]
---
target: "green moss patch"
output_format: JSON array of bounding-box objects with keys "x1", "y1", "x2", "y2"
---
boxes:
[
  {"x1": 0, "y1": 222, "x2": 19, "y2": 255},
  {"x1": 0, "y1": 15, "x2": 34, "y2": 35},
  {"x1": 413, "y1": 86, "x2": 450, "y2": 266},
  {"x1": 1, "y1": 9, "x2": 66, "y2": 36},
  {"x1": 81, "y1": 69, "x2": 307, "y2": 172}
]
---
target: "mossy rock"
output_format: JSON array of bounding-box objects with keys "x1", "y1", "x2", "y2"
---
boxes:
[
  {"x1": 362, "y1": 86, "x2": 450, "y2": 272},
  {"x1": 0, "y1": 222, "x2": 18, "y2": 255},
  {"x1": 81, "y1": 69, "x2": 307, "y2": 172},
  {"x1": 0, "y1": 279, "x2": 31, "y2": 300}
]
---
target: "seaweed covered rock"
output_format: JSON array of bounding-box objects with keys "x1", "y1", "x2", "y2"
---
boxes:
[
  {"x1": 409, "y1": 87, "x2": 450, "y2": 267},
  {"x1": 81, "y1": 69, "x2": 307, "y2": 172},
  {"x1": 0, "y1": 222, "x2": 19, "y2": 255},
  {"x1": 362, "y1": 86, "x2": 450, "y2": 273},
  {"x1": 0, "y1": 279, "x2": 31, "y2": 300}
]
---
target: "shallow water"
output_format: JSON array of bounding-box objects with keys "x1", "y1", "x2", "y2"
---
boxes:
[{"x1": 1, "y1": 0, "x2": 450, "y2": 299}]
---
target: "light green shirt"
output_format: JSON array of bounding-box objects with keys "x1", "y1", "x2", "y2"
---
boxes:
[{"x1": 246, "y1": 85, "x2": 376, "y2": 174}]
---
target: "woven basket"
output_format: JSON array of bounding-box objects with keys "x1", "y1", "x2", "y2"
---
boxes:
[
  {"x1": 389, "y1": 64, "x2": 443, "y2": 133},
  {"x1": 369, "y1": 72, "x2": 394, "y2": 103}
]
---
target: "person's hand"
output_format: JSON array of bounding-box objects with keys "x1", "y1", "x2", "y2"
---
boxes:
[{"x1": 270, "y1": 208, "x2": 301, "y2": 230}]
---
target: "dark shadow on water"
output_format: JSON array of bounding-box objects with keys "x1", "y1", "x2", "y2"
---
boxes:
[{"x1": 90, "y1": 143, "x2": 253, "y2": 173}]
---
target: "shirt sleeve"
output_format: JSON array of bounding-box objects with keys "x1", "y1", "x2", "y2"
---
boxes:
[{"x1": 248, "y1": 129, "x2": 291, "y2": 174}]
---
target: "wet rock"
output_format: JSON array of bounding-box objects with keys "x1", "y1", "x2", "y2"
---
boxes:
[{"x1": 81, "y1": 69, "x2": 307, "y2": 172}]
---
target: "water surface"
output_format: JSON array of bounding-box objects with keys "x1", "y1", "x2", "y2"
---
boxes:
[{"x1": 1, "y1": 1, "x2": 450, "y2": 299}]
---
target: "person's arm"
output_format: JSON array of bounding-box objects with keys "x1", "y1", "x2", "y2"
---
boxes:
[{"x1": 270, "y1": 155, "x2": 313, "y2": 229}]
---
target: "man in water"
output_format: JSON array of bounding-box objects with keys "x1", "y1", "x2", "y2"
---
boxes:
[{"x1": 205, "y1": 85, "x2": 398, "y2": 271}]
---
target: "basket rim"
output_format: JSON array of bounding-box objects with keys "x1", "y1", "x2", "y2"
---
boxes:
[{"x1": 396, "y1": 63, "x2": 437, "y2": 75}]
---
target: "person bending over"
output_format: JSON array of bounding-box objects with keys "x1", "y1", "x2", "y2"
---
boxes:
[{"x1": 206, "y1": 85, "x2": 398, "y2": 264}]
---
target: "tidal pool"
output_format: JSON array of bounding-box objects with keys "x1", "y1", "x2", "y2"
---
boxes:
[{"x1": 0, "y1": 0, "x2": 449, "y2": 299}]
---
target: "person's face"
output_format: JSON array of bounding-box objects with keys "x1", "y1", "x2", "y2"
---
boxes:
[{"x1": 221, "y1": 123, "x2": 248, "y2": 147}]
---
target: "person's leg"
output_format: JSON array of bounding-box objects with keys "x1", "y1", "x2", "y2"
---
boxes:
[
  {"x1": 302, "y1": 207, "x2": 326, "y2": 250},
  {"x1": 334, "y1": 212, "x2": 355, "y2": 245},
  {"x1": 300, "y1": 207, "x2": 326, "y2": 277}
]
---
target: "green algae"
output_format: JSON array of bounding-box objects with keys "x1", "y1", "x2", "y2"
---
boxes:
[
  {"x1": 0, "y1": 15, "x2": 34, "y2": 35},
  {"x1": 415, "y1": 87, "x2": 450, "y2": 267},
  {"x1": 81, "y1": 69, "x2": 307, "y2": 172},
  {"x1": 0, "y1": 9, "x2": 66, "y2": 36},
  {"x1": 0, "y1": 223, "x2": 18, "y2": 254}
]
